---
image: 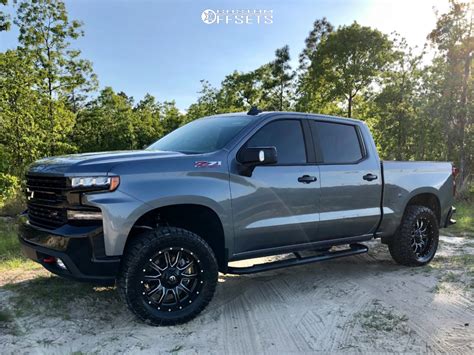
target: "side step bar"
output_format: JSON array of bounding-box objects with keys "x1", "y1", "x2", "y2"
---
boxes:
[{"x1": 226, "y1": 243, "x2": 368, "y2": 275}]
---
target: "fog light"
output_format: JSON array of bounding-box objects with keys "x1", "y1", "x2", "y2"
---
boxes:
[
  {"x1": 56, "y1": 258, "x2": 67, "y2": 270},
  {"x1": 67, "y1": 210, "x2": 103, "y2": 220}
]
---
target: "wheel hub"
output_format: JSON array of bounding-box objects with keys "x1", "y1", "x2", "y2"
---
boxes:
[
  {"x1": 162, "y1": 268, "x2": 181, "y2": 287},
  {"x1": 140, "y1": 247, "x2": 204, "y2": 312}
]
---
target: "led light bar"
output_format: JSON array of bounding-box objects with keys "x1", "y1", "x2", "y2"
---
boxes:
[{"x1": 67, "y1": 210, "x2": 103, "y2": 220}]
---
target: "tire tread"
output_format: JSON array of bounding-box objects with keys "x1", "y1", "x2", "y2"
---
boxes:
[{"x1": 388, "y1": 205, "x2": 439, "y2": 266}]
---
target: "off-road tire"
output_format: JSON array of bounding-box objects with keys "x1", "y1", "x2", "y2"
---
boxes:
[
  {"x1": 117, "y1": 226, "x2": 218, "y2": 326},
  {"x1": 388, "y1": 205, "x2": 439, "y2": 266}
]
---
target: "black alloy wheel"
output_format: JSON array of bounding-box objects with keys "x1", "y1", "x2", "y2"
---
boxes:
[
  {"x1": 118, "y1": 227, "x2": 218, "y2": 325},
  {"x1": 141, "y1": 247, "x2": 204, "y2": 312}
]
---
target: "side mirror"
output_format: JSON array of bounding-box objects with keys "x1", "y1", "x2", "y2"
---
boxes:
[
  {"x1": 237, "y1": 147, "x2": 277, "y2": 176},
  {"x1": 238, "y1": 147, "x2": 278, "y2": 165}
]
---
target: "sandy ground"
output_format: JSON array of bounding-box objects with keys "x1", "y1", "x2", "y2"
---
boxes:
[{"x1": 0, "y1": 235, "x2": 473, "y2": 354}]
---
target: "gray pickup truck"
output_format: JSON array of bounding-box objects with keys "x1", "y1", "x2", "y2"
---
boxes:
[{"x1": 19, "y1": 110, "x2": 456, "y2": 325}]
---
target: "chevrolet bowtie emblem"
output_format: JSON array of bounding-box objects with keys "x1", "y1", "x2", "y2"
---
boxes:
[{"x1": 26, "y1": 188, "x2": 34, "y2": 200}]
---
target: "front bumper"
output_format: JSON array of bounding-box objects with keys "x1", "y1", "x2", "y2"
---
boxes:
[{"x1": 19, "y1": 215, "x2": 120, "y2": 284}]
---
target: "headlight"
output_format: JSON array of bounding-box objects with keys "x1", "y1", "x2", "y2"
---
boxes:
[{"x1": 70, "y1": 176, "x2": 120, "y2": 191}]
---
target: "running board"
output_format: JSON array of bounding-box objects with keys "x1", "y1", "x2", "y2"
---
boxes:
[{"x1": 226, "y1": 243, "x2": 368, "y2": 275}]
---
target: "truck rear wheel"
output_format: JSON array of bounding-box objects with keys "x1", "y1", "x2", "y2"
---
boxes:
[
  {"x1": 388, "y1": 205, "x2": 439, "y2": 266},
  {"x1": 118, "y1": 226, "x2": 218, "y2": 326}
]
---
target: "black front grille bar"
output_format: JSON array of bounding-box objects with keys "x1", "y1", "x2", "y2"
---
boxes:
[{"x1": 26, "y1": 175, "x2": 69, "y2": 229}]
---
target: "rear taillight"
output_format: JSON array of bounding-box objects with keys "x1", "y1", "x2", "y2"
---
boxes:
[
  {"x1": 452, "y1": 165, "x2": 459, "y2": 196},
  {"x1": 452, "y1": 166, "x2": 459, "y2": 177}
]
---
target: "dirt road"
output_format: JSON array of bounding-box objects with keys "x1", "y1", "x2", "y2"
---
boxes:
[{"x1": 1, "y1": 235, "x2": 472, "y2": 354}]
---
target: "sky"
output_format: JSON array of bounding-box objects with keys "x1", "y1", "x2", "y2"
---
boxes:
[{"x1": 0, "y1": 0, "x2": 450, "y2": 110}]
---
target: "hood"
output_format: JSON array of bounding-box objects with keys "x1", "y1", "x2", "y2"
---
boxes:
[{"x1": 28, "y1": 150, "x2": 185, "y2": 175}]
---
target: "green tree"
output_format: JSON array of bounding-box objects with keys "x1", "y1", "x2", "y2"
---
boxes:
[
  {"x1": 428, "y1": 0, "x2": 473, "y2": 186},
  {"x1": 264, "y1": 45, "x2": 295, "y2": 110},
  {"x1": 186, "y1": 80, "x2": 221, "y2": 121},
  {"x1": 220, "y1": 70, "x2": 262, "y2": 111},
  {"x1": 216, "y1": 66, "x2": 279, "y2": 112},
  {"x1": 310, "y1": 22, "x2": 393, "y2": 117},
  {"x1": 73, "y1": 87, "x2": 135, "y2": 152},
  {"x1": 161, "y1": 101, "x2": 184, "y2": 136},
  {"x1": 14, "y1": 0, "x2": 96, "y2": 153},
  {"x1": 415, "y1": 58, "x2": 447, "y2": 161},
  {"x1": 296, "y1": 18, "x2": 335, "y2": 112},
  {"x1": 133, "y1": 94, "x2": 163, "y2": 148},
  {"x1": 0, "y1": 0, "x2": 10, "y2": 31},
  {"x1": 369, "y1": 37, "x2": 424, "y2": 160},
  {"x1": 0, "y1": 50, "x2": 53, "y2": 176}
]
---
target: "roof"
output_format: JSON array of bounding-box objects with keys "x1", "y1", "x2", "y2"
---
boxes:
[{"x1": 203, "y1": 111, "x2": 364, "y2": 125}]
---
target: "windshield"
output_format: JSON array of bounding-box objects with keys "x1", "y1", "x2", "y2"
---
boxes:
[{"x1": 147, "y1": 115, "x2": 253, "y2": 154}]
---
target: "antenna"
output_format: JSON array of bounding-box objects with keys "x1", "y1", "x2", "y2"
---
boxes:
[{"x1": 247, "y1": 106, "x2": 262, "y2": 116}]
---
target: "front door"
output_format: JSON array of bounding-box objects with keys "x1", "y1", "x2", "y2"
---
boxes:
[{"x1": 229, "y1": 119, "x2": 321, "y2": 256}]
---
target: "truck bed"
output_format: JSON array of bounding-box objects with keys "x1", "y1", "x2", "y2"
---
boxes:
[{"x1": 378, "y1": 161, "x2": 454, "y2": 237}]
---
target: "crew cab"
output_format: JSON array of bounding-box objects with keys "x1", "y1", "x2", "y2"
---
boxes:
[{"x1": 19, "y1": 110, "x2": 456, "y2": 325}]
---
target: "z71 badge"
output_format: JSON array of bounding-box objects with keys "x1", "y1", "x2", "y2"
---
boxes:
[{"x1": 194, "y1": 161, "x2": 222, "y2": 168}]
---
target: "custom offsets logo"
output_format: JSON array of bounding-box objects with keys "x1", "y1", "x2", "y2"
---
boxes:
[{"x1": 201, "y1": 9, "x2": 273, "y2": 25}]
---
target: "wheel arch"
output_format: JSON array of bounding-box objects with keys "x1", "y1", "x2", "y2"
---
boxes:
[
  {"x1": 126, "y1": 203, "x2": 228, "y2": 271},
  {"x1": 403, "y1": 192, "x2": 441, "y2": 224}
]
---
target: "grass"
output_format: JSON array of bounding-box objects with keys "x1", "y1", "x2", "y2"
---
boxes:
[
  {"x1": 3, "y1": 276, "x2": 119, "y2": 319},
  {"x1": 0, "y1": 309, "x2": 22, "y2": 336},
  {"x1": 451, "y1": 199, "x2": 474, "y2": 235},
  {"x1": 450, "y1": 187, "x2": 474, "y2": 235},
  {"x1": 442, "y1": 271, "x2": 461, "y2": 282},
  {"x1": 355, "y1": 300, "x2": 409, "y2": 332},
  {"x1": 0, "y1": 217, "x2": 119, "y2": 321},
  {"x1": 0, "y1": 218, "x2": 39, "y2": 272},
  {"x1": 0, "y1": 196, "x2": 25, "y2": 218},
  {"x1": 431, "y1": 271, "x2": 464, "y2": 293},
  {"x1": 432, "y1": 282, "x2": 449, "y2": 293},
  {"x1": 0, "y1": 309, "x2": 14, "y2": 322},
  {"x1": 433, "y1": 254, "x2": 474, "y2": 271},
  {"x1": 430, "y1": 254, "x2": 474, "y2": 293}
]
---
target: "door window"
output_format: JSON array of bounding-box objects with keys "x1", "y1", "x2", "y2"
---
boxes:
[
  {"x1": 310, "y1": 121, "x2": 363, "y2": 164},
  {"x1": 246, "y1": 120, "x2": 307, "y2": 165}
]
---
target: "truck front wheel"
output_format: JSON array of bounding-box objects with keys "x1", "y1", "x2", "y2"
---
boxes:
[
  {"x1": 117, "y1": 226, "x2": 218, "y2": 325},
  {"x1": 388, "y1": 205, "x2": 439, "y2": 266}
]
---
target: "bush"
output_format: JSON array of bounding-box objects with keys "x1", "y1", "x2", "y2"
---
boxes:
[
  {"x1": 0, "y1": 174, "x2": 20, "y2": 204},
  {"x1": 0, "y1": 174, "x2": 24, "y2": 216}
]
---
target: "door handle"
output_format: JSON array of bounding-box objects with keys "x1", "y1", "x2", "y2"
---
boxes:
[
  {"x1": 363, "y1": 173, "x2": 378, "y2": 181},
  {"x1": 298, "y1": 175, "x2": 317, "y2": 184}
]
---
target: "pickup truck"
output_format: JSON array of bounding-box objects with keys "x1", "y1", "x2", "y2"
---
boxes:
[{"x1": 19, "y1": 110, "x2": 456, "y2": 325}]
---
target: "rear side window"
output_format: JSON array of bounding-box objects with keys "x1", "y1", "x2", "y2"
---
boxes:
[
  {"x1": 310, "y1": 121, "x2": 363, "y2": 164},
  {"x1": 246, "y1": 120, "x2": 307, "y2": 165}
]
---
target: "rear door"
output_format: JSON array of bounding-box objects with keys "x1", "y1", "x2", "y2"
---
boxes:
[
  {"x1": 229, "y1": 118, "x2": 321, "y2": 256},
  {"x1": 308, "y1": 120, "x2": 382, "y2": 240}
]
